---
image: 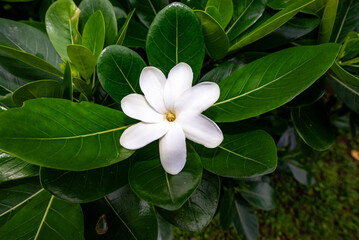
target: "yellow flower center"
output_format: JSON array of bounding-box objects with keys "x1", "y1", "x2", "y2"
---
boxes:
[{"x1": 166, "y1": 112, "x2": 176, "y2": 122}]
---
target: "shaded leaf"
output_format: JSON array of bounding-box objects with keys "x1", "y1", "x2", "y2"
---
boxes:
[
  {"x1": 195, "y1": 10, "x2": 229, "y2": 60},
  {"x1": 219, "y1": 188, "x2": 236, "y2": 229},
  {"x1": 116, "y1": 9, "x2": 135, "y2": 45},
  {"x1": 233, "y1": 196, "x2": 259, "y2": 240},
  {"x1": 12, "y1": 80, "x2": 62, "y2": 107},
  {"x1": 129, "y1": 0, "x2": 168, "y2": 28},
  {"x1": 331, "y1": 61, "x2": 359, "y2": 89},
  {"x1": 240, "y1": 181, "x2": 276, "y2": 211},
  {"x1": 79, "y1": 0, "x2": 118, "y2": 46},
  {"x1": 229, "y1": 0, "x2": 315, "y2": 52},
  {"x1": 129, "y1": 143, "x2": 203, "y2": 210},
  {"x1": 157, "y1": 171, "x2": 220, "y2": 232},
  {"x1": 97, "y1": 45, "x2": 146, "y2": 103}
]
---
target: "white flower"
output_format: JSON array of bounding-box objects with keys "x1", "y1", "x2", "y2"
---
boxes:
[{"x1": 120, "y1": 62, "x2": 223, "y2": 175}]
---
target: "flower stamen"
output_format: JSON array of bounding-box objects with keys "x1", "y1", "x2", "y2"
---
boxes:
[{"x1": 166, "y1": 112, "x2": 176, "y2": 122}]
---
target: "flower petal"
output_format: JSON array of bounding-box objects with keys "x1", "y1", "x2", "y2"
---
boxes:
[
  {"x1": 139, "y1": 67, "x2": 167, "y2": 113},
  {"x1": 121, "y1": 93, "x2": 165, "y2": 123},
  {"x1": 120, "y1": 122, "x2": 169, "y2": 150},
  {"x1": 164, "y1": 62, "x2": 193, "y2": 111},
  {"x1": 177, "y1": 113, "x2": 223, "y2": 148},
  {"x1": 175, "y1": 82, "x2": 220, "y2": 114},
  {"x1": 159, "y1": 123, "x2": 187, "y2": 175}
]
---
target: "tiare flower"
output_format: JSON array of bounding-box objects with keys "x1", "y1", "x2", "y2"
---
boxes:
[{"x1": 120, "y1": 62, "x2": 223, "y2": 175}]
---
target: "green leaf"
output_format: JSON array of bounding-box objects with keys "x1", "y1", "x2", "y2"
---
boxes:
[
  {"x1": 0, "y1": 152, "x2": 38, "y2": 184},
  {"x1": 67, "y1": 44, "x2": 96, "y2": 80},
  {"x1": 0, "y1": 18, "x2": 61, "y2": 69},
  {"x1": 40, "y1": 159, "x2": 129, "y2": 203},
  {"x1": 318, "y1": 0, "x2": 338, "y2": 43},
  {"x1": 157, "y1": 213, "x2": 173, "y2": 240},
  {"x1": 146, "y1": 2, "x2": 205, "y2": 80},
  {"x1": 194, "y1": 10, "x2": 229, "y2": 60},
  {"x1": 331, "y1": 0, "x2": 359, "y2": 43},
  {"x1": 63, "y1": 61, "x2": 73, "y2": 100},
  {"x1": 83, "y1": 185, "x2": 158, "y2": 239},
  {"x1": 219, "y1": 188, "x2": 236, "y2": 229},
  {"x1": 291, "y1": 101, "x2": 335, "y2": 151},
  {"x1": 123, "y1": 20, "x2": 148, "y2": 48},
  {"x1": 229, "y1": 0, "x2": 315, "y2": 52},
  {"x1": 286, "y1": 160, "x2": 316, "y2": 186},
  {"x1": 226, "y1": 0, "x2": 267, "y2": 42},
  {"x1": 45, "y1": 0, "x2": 81, "y2": 61},
  {"x1": 116, "y1": 9, "x2": 136, "y2": 45},
  {"x1": 233, "y1": 196, "x2": 259, "y2": 240},
  {"x1": 129, "y1": 0, "x2": 168, "y2": 28},
  {"x1": 97, "y1": 45, "x2": 146, "y2": 103},
  {"x1": 0, "y1": 93, "x2": 16, "y2": 109},
  {"x1": 73, "y1": 77, "x2": 92, "y2": 101},
  {"x1": 0, "y1": 178, "x2": 42, "y2": 225},
  {"x1": 206, "y1": 0, "x2": 233, "y2": 29},
  {"x1": 128, "y1": 143, "x2": 203, "y2": 211},
  {"x1": 205, "y1": 6, "x2": 223, "y2": 26},
  {"x1": 0, "y1": 45, "x2": 63, "y2": 78},
  {"x1": 0, "y1": 188, "x2": 84, "y2": 240},
  {"x1": 206, "y1": 44, "x2": 340, "y2": 122},
  {"x1": 331, "y1": 61, "x2": 359, "y2": 89},
  {"x1": 82, "y1": 10, "x2": 106, "y2": 60},
  {"x1": 180, "y1": 0, "x2": 208, "y2": 10},
  {"x1": 12, "y1": 80, "x2": 62, "y2": 107},
  {"x1": 0, "y1": 98, "x2": 134, "y2": 170},
  {"x1": 79, "y1": 0, "x2": 118, "y2": 46},
  {"x1": 240, "y1": 181, "x2": 276, "y2": 211},
  {"x1": 338, "y1": 32, "x2": 359, "y2": 61},
  {"x1": 0, "y1": 65, "x2": 26, "y2": 93},
  {"x1": 157, "y1": 171, "x2": 220, "y2": 232},
  {"x1": 198, "y1": 130, "x2": 277, "y2": 178}
]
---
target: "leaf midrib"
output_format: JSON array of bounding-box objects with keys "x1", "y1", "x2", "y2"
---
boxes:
[{"x1": 0, "y1": 125, "x2": 131, "y2": 141}]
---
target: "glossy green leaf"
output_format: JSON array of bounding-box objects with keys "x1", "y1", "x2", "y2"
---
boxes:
[
  {"x1": 0, "y1": 98, "x2": 134, "y2": 170},
  {"x1": 146, "y1": 2, "x2": 205, "y2": 80},
  {"x1": 206, "y1": 0, "x2": 233, "y2": 29},
  {"x1": 97, "y1": 45, "x2": 146, "y2": 103},
  {"x1": 0, "y1": 178, "x2": 42, "y2": 225},
  {"x1": 291, "y1": 101, "x2": 334, "y2": 151},
  {"x1": 205, "y1": 6, "x2": 223, "y2": 26},
  {"x1": 45, "y1": 0, "x2": 81, "y2": 61},
  {"x1": 83, "y1": 186, "x2": 158, "y2": 240},
  {"x1": 128, "y1": 143, "x2": 203, "y2": 211},
  {"x1": 195, "y1": 10, "x2": 229, "y2": 60},
  {"x1": 82, "y1": 10, "x2": 106, "y2": 60},
  {"x1": 198, "y1": 130, "x2": 277, "y2": 178},
  {"x1": 0, "y1": 45, "x2": 63, "y2": 78},
  {"x1": 116, "y1": 9, "x2": 135, "y2": 45},
  {"x1": 0, "y1": 189, "x2": 84, "y2": 240},
  {"x1": 129, "y1": 0, "x2": 168, "y2": 28},
  {"x1": 233, "y1": 196, "x2": 259, "y2": 240},
  {"x1": 331, "y1": 61, "x2": 359, "y2": 89},
  {"x1": 157, "y1": 171, "x2": 220, "y2": 232},
  {"x1": 226, "y1": 0, "x2": 267, "y2": 41},
  {"x1": 67, "y1": 44, "x2": 96, "y2": 80},
  {"x1": 0, "y1": 18, "x2": 61, "y2": 69},
  {"x1": 318, "y1": 0, "x2": 338, "y2": 43},
  {"x1": 40, "y1": 159, "x2": 129, "y2": 203},
  {"x1": 240, "y1": 181, "x2": 276, "y2": 211},
  {"x1": 331, "y1": 0, "x2": 359, "y2": 43},
  {"x1": 302, "y1": 0, "x2": 327, "y2": 14},
  {"x1": 123, "y1": 20, "x2": 148, "y2": 48},
  {"x1": 79, "y1": 0, "x2": 118, "y2": 46},
  {"x1": 229, "y1": 0, "x2": 315, "y2": 52},
  {"x1": 219, "y1": 188, "x2": 236, "y2": 229},
  {"x1": 0, "y1": 152, "x2": 38, "y2": 184},
  {"x1": 0, "y1": 93, "x2": 16, "y2": 109},
  {"x1": 20, "y1": 20, "x2": 46, "y2": 33},
  {"x1": 12, "y1": 80, "x2": 62, "y2": 107},
  {"x1": 206, "y1": 44, "x2": 340, "y2": 122},
  {"x1": 63, "y1": 62, "x2": 73, "y2": 101}
]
